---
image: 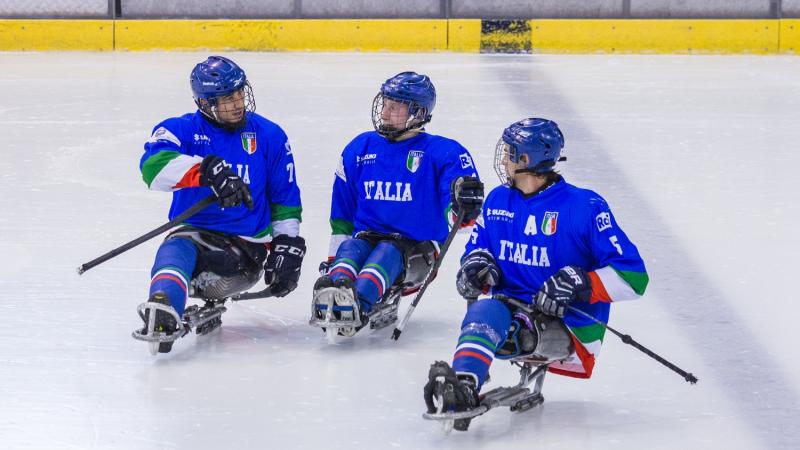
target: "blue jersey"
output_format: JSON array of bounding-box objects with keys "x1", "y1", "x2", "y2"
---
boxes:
[
  {"x1": 466, "y1": 179, "x2": 648, "y2": 326},
  {"x1": 329, "y1": 131, "x2": 479, "y2": 245},
  {"x1": 139, "y1": 111, "x2": 302, "y2": 241},
  {"x1": 464, "y1": 178, "x2": 648, "y2": 377}
]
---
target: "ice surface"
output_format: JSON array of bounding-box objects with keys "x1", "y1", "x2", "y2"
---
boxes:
[{"x1": 1, "y1": 52, "x2": 798, "y2": 449}]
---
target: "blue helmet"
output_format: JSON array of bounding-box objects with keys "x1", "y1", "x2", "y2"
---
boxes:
[
  {"x1": 371, "y1": 71, "x2": 436, "y2": 140},
  {"x1": 494, "y1": 118, "x2": 565, "y2": 185},
  {"x1": 190, "y1": 56, "x2": 255, "y2": 130}
]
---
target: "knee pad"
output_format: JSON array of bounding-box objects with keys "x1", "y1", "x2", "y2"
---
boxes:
[
  {"x1": 334, "y1": 238, "x2": 373, "y2": 264},
  {"x1": 398, "y1": 241, "x2": 437, "y2": 291}
]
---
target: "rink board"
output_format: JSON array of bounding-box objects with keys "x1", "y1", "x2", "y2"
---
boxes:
[
  {"x1": 0, "y1": 18, "x2": 798, "y2": 54},
  {"x1": 0, "y1": 19, "x2": 113, "y2": 51}
]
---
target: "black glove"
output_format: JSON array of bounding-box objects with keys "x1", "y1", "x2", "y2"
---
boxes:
[
  {"x1": 534, "y1": 265, "x2": 592, "y2": 318},
  {"x1": 264, "y1": 235, "x2": 306, "y2": 297},
  {"x1": 450, "y1": 176, "x2": 484, "y2": 225},
  {"x1": 456, "y1": 251, "x2": 500, "y2": 300},
  {"x1": 199, "y1": 155, "x2": 253, "y2": 209},
  {"x1": 318, "y1": 258, "x2": 334, "y2": 276}
]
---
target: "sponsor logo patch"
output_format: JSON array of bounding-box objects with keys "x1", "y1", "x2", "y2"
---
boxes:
[
  {"x1": 358, "y1": 153, "x2": 377, "y2": 165},
  {"x1": 148, "y1": 127, "x2": 181, "y2": 146},
  {"x1": 486, "y1": 208, "x2": 515, "y2": 221},
  {"x1": 459, "y1": 153, "x2": 474, "y2": 169},
  {"x1": 596, "y1": 212, "x2": 612, "y2": 232}
]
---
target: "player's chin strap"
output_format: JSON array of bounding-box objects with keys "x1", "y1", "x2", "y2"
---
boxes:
[{"x1": 566, "y1": 306, "x2": 698, "y2": 384}]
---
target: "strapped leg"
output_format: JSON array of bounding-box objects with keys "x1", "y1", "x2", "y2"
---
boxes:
[
  {"x1": 168, "y1": 227, "x2": 265, "y2": 300},
  {"x1": 355, "y1": 240, "x2": 404, "y2": 313},
  {"x1": 327, "y1": 237, "x2": 373, "y2": 283},
  {"x1": 451, "y1": 298, "x2": 513, "y2": 390},
  {"x1": 311, "y1": 238, "x2": 374, "y2": 337},
  {"x1": 149, "y1": 236, "x2": 197, "y2": 315}
]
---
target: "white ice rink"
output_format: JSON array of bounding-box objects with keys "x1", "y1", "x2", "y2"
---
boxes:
[{"x1": 1, "y1": 52, "x2": 798, "y2": 449}]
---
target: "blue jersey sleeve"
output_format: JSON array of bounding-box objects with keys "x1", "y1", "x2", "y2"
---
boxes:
[
  {"x1": 438, "y1": 142, "x2": 481, "y2": 224},
  {"x1": 329, "y1": 148, "x2": 358, "y2": 237},
  {"x1": 264, "y1": 126, "x2": 302, "y2": 229},
  {"x1": 139, "y1": 117, "x2": 204, "y2": 191},
  {"x1": 581, "y1": 193, "x2": 649, "y2": 300}
]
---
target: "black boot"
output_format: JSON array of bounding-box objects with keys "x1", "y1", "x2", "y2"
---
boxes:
[
  {"x1": 313, "y1": 275, "x2": 335, "y2": 293},
  {"x1": 423, "y1": 361, "x2": 480, "y2": 431},
  {"x1": 312, "y1": 275, "x2": 335, "y2": 322},
  {"x1": 332, "y1": 278, "x2": 370, "y2": 334},
  {"x1": 141, "y1": 292, "x2": 179, "y2": 353}
]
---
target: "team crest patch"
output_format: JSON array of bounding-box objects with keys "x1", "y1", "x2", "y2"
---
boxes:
[
  {"x1": 406, "y1": 150, "x2": 424, "y2": 173},
  {"x1": 541, "y1": 211, "x2": 558, "y2": 235},
  {"x1": 241, "y1": 132, "x2": 257, "y2": 154}
]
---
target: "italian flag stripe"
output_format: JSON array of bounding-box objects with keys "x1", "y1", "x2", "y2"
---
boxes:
[
  {"x1": 456, "y1": 342, "x2": 495, "y2": 359},
  {"x1": 174, "y1": 164, "x2": 201, "y2": 189},
  {"x1": 160, "y1": 265, "x2": 191, "y2": 284},
  {"x1": 594, "y1": 266, "x2": 647, "y2": 302},
  {"x1": 338, "y1": 258, "x2": 360, "y2": 271},
  {"x1": 549, "y1": 334, "x2": 600, "y2": 378},
  {"x1": 141, "y1": 151, "x2": 181, "y2": 187},
  {"x1": 616, "y1": 268, "x2": 649, "y2": 295},
  {"x1": 570, "y1": 322, "x2": 606, "y2": 344},
  {"x1": 587, "y1": 271, "x2": 612, "y2": 303},
  {"x1": 364, "y1": 263, "x2": 389, "y2": 285},
  {"x1": 458, "y1": 335, "x2": 497, "y2": 351},
  {"x1": 141, "y1": 152, "x2": 203, "y2": 191}
]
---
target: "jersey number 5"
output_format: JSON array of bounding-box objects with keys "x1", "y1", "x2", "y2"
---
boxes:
[{"x1": 609, "y1": 235, "x2": 623, "y2": 255}]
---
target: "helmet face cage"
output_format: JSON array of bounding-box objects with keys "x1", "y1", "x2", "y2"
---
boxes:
[
  {"x1": 371, "y1": 93, "x2": 428, "y2": 140},
  {"x1": 196, "y1": 81, "x2": 256, "y2": 131},
  {"x1": 494, "y1": 139, "x2": 517, "y2": 187}
]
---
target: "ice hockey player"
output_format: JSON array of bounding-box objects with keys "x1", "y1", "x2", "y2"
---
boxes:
[
  {"x1": 423, "y1": 118, "x2": 649, "y2": 429},
  {"x1": 136, "y1": 56, "x2": 305, "y2": 353},
  {"x1": 310, "y1": 71, "x2": 483, "y2": 337}
]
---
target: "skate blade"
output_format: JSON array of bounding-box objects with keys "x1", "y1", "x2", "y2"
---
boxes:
[
  {"x1": 422, "y1": 407, "x2": 488, "y2": 421},
  {"x1": 184, "y1": 305, "x2": 226, "y2": 329},
  {"x1": 366, "y1": 301, "x2": 399, "y2": 331}
]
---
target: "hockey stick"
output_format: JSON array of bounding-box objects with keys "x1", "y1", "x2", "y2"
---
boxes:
[
  {"x1": 230, "y1": 287, "x2": 277, "y2": 301},
  {"x1": 77, "y1": 195, "x2": 217, "y2": 275},
  {"x1": 391, "y1": 209, "x2": 467, "y2": 341},
  {"x1": 566, "y1": 306, "x2": 699, "y2": 384}
]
